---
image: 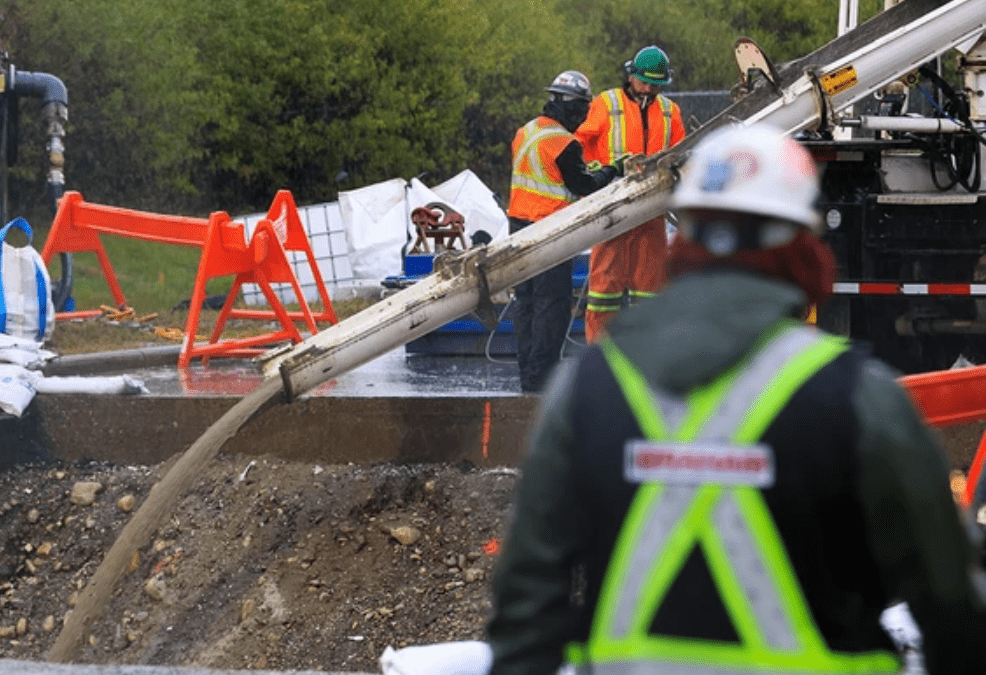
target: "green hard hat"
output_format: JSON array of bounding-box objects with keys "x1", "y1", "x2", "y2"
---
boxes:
[{"x1": 625, "y1": 45, "x2": 672, "y2": 86}]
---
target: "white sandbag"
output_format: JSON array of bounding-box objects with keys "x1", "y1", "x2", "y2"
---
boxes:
[
  {"x1": 0, "y1": 364, "x2": 148, "y2": 418},
  {"x1": 380, "y1": 641, "x2": 492, "y2": 675},
  {"x1": 0, "y1": 218, "x2": 55, "y2": 343},
  {"x1": 0, "y1": 333, "x2": 57, "y2": 368},
  {"x1": 28, "y1": 372, "x2": 149, "y2": 396},
  {"x1": 0, "y1": 364, "x2": 37, "y2": 417}
]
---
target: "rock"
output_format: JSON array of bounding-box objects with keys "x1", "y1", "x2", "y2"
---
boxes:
[
  {"x1": 390, "y1": 526, "x2": 421, "y2": 546},
  {"x1": 26, "y1": 509, "x2": 40, "y2": 524},
  {"x1": 112, "y1": 626, "x2": 128, "y2": 651},
  {"x1": 36, "y1": 542, "x2": 53, "y2": 557},
  {"x1": 117, "y1": 494, "x2": 136, "y2": 512},
  {"x1": 0, "y1": 625, "x2": 15, "y2": 638},
  {"x1": 42, "y1": 615, "x2": 56, "y2": 632},
  {"x1": 69, "y1": 482, "x2": 103, "y2": 506},
  {"x1": 463, "y1": 568, "x2": 485, "y2": 583},
  {"x1": 241, "y1": 598, "x2": 256, "y2": 623},
  {"x1": 16, "y1": 617, "x2": 27, "y2": 636},
  {"x1": 144, "y1": 575, "x2": 167, "y2": 602}
]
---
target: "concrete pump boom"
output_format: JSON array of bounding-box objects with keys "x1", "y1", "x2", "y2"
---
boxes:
[{"x1": 260, "y1": 0, "x2": 986, "y2": 399}]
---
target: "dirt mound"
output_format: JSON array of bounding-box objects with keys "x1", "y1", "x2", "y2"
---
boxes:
[{"x1": 0, "y1": 455, "x2": 517, "y2": 671}]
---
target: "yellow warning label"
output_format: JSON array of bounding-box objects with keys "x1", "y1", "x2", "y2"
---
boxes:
[{"x1": 820, "y1": 65, "x2": 858, "y2": 96}]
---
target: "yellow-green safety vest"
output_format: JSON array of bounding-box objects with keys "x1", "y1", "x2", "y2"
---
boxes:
[{"x1": 566, "y1": 321, "x2": 901, "y2": 675}]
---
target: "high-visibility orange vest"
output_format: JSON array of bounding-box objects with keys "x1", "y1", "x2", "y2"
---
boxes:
[
  {"x1": 507, "y1": 116, "x2": 579, "y2": 222},
  {"x1": 577, "y1": 88, "x2": 686, "y2": 165}
]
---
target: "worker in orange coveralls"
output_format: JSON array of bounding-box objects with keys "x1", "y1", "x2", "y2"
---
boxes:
[{"x1": 576, "y1": 45, "x2": 686, "y2": 343}]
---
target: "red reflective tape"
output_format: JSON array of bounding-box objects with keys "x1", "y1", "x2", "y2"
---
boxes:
[
  {"x1": 928, "y1": 284, "x2": 971, "y2": 295},
  {"x1": 858, "y1": 282, "x2": 901, "y2": 294},
  {"x1": 833, "y1": 282, "x2": 983, "y2": 296}
]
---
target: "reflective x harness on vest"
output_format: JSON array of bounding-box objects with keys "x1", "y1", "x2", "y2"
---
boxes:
[
  {"x1": 602, "y1": 90, "x2": 672, "y2": 160},
  {"x1": 511, "y1": 119, "x2": 578, "y2": 205},
  {"x1": 566, "y1": 322, "x2": 901, "y2": 675}
]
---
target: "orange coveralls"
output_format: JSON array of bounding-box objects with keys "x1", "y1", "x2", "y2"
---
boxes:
[{"x1": 576, "y1": 87, "x2": 685, "y2": 343}]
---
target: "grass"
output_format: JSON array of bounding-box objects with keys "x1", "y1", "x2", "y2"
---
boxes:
[
  {"x1": 39, "y1": 227, "x2": 377, "y2": 355},
  {"x1": 46, "y1": 297, "x2": 376, "y2": 356}
]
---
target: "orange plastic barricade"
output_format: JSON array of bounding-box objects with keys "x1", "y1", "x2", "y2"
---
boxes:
[
  {"x1": 900, "y1": 364, "x2": 986, "y2": 509},
  {"x1": 41, "y1": 190, "x2": 338, "y2": 367}
]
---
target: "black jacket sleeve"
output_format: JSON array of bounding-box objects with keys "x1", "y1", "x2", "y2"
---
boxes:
[{"x1": 556, "y1": 140, "x2": 617, "y2": 197}]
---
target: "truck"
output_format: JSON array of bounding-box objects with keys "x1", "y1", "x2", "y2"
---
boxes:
[
  {"x1": 801, "y1": 1, "x2": 986, "y2": 374},
  {"x1": 682, "y1": 0, "x2": 986, "y2": 375}
]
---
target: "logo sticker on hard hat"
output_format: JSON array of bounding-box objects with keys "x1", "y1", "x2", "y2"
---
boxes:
[
  {"x1": 700, "y1": 160, "x2": 732, "y2": 193},
  {"x1": 700, "y1": 151, "x2": 759, "y2": 193}
]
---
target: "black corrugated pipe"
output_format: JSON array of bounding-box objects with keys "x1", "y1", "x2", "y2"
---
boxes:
[
  {"x1": 11, "y1": 68, "x2": 68, "y2": 211},
  {"x1": 8, "y1": 67, "x2": 73, "y2": 311}
]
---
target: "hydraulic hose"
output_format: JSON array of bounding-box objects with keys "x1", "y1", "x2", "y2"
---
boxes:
[{"x1": 11, "y1": 69, "x2": 68, "y2": 211}]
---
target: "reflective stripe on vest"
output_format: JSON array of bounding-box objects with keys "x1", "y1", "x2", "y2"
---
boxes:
[
  {"x1": 511, "y1": 119, "x2": 577, "y2": 203},
  {"x1": 602, "y1": 91, "x2": 673, "y2": 161},
  {"x1": 566, "y1": 323, "x2": 900, "y2": 675}
]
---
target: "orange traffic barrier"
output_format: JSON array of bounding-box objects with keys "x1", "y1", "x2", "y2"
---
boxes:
[
  {"x1": 41, "y1": 190, "x2": 338, "y2": 367},
  {"x1": 900, "y1": 364, "x2": 986, "y2": 428},
  {"x1": 900, "y1": 364, "x2": 986, "y2": 510}
]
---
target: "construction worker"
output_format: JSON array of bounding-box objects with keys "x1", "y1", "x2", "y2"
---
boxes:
[
  {"x1": 576, "y1": 45, "x2": 686, "y2": 343},
  {"x1": 487, "y1": 124, "x2": 986, "y2": 675},
  {"x1": 508, "y1": 70, "x2": 621, "y2": 393}
]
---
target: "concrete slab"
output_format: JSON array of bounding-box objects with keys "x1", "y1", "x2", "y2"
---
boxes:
[
  {"x1": 2, "y1": 344, "x2": 982, "y2": 473},
  {"x1": 1, "y1": 349, "x2": 542, "y2": 469}
]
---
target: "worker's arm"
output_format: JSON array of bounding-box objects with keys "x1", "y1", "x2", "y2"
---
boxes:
[
  {"x1": 488, "y1": 361, "x2": 589, "y2": 675},
  {"x1": 853, "y1": 359, "x2": 986, "y2": 675},
  {"x1": 556, "y1": 140, "x2": 617, "y2": 197}
]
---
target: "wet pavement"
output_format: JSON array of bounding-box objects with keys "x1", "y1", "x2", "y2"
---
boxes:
[
  {"x1": 140, "y1": 348, "x2": 530, "y2": 398},
  {"x1": 5, "y1": 346, "x2": 569, "y2": 469}
]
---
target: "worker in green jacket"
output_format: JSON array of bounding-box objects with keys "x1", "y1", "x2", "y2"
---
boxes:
[{"x1": 486, "y1": 123, "x2": 986, "y2": 675}]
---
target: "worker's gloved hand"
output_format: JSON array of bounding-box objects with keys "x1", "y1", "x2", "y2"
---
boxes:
[{"x1": 613, "y1": 153, "x2": 634, "y2": 177}]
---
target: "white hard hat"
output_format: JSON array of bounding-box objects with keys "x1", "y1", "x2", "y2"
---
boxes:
[
  {"x1": 670, "y1": 123, "x2": 822, "y2": 233},
  {"x1": 545, "y1": 70, "x2": 593, "y2": 102}
]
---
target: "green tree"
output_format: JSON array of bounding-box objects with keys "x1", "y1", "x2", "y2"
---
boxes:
[
  {"x1": 9, "y1": 0, "x2": 211, "y2": 215},
  {"x1": 0, "y1": 0, "x2": 897, "y2": 229}
]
